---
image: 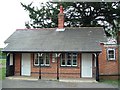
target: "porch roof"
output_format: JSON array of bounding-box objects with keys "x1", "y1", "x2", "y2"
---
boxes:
[{"x1": 2, "y1": 27, "x2": 107, "y2": 53}]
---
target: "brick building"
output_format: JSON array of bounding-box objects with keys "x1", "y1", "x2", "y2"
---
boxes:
[
  {"x1": 99, "y1": 38, "x2": 119, "y2": 80},
  {"x1": 2, "y1": 6, "x2": 119, "y2": 81}
]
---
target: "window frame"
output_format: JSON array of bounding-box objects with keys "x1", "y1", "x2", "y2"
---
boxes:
[
  {"x1": 52, "y1": 53, "x2": 56, "y2": 62},
  {"x1": 107, "y1": 48, "x2": 116, "y2": 60},
  {"x1": 66, "y1": 53, "x2": 72, "y2": 66},
  {"x1": 72, "y1": 53, "x2": 77, "y2": 66},
  {"x1": 44, "y1": 53, "x2": 50, "y2": 66},
  {"x1": 34, "y1": 53, "x2": 50, "y2": 66},
  {"x1": 34, "y1": 53, "x2": 39, "y2": 66},
  {"x1": 61, "y1": 53, "x2": 66, "y2": 66},
  {"x1": 60, "y1": 53, "x2": 78, "y2": 67}
]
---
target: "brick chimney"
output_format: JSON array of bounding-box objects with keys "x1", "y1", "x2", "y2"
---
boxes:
[{"x1": 56, "y1": 5, "x2": 65, "y2": 31}]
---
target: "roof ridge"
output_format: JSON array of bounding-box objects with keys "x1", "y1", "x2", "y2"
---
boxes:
[
  {"x1": 16, "y1": 27, "x2": 103, "y2": 31},
  {"x1": 16, "y1": 28, "x2": 56, "y2": 31}
]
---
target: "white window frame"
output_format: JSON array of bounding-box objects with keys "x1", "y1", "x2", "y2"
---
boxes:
[
  {"x1": 34, "y1": 53, "x2": 50, "y2": 66},
  {"x1": 52, "y1": 53, "x2": 56, "y2": 62},
  {"x1": 34, "y1": 53, "x2": 39, "y2": 66},
  {"x1": 44, "y1": 53, "x2": 50, "y2": 66},
  {"x1": 61, "y1": 53, "x2": 77, "y2": 67},
  {"x1": 72, "y1": 53, "x2": 77, "y2": 66},
  {"x1": 39, "y1": 55, "x2": 44, "y2": 66},
  {"x1": 107, "y1": 48, "x2": 116, "y2": 60},
  {"x1": 61, "y1": 53, "x2": 66, "y2": 66},
  {"x1": 66, "y1": 53, "x2": 72, "y2": 66}
]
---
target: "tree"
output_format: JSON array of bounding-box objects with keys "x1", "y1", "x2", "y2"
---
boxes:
[{"x1": 21, "y1": 2, "x2": 120, "y2": 37}]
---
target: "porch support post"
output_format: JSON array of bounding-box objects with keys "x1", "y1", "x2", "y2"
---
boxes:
[
  {"x1": 57, "y1": 53, "x2": 59, "y2": 80},
  {"x1": 96, "y1": 53, "x2": 99, "y2": 81},
  {"x1": 6, "y1": 53, "x2": 10, "y2": 77},
  {"x1": 39, "y1": 53, "x2": 41, "y2": 79}
]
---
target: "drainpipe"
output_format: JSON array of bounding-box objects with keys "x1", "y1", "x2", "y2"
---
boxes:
[{"x1": 96, "y1": 53, "x2": 99, "y2": 81}]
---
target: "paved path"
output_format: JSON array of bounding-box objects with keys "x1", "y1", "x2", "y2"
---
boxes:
[{"x1": 2, "y1": 79, "x2": 118, "y2": 88}]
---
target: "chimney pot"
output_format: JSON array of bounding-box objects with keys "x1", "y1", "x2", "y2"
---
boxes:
[{"x1": 60, "y1": 5, "x2": 63, "y2": 13}]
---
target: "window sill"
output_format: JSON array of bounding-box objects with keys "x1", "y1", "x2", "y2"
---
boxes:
[
  {"x1": 33, "y1": 65, "x2": 50, "y2": 67},
  {"x1": 107, "y1": 60, "x2": 116, "y2": 61},
  {"x1": 60, "y1": 66, "x2": 78, "y2": 68}
]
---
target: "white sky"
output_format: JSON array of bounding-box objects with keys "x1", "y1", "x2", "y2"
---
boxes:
[{"x1": 0, "y1": 0, "x2": 48, "y2": 48}]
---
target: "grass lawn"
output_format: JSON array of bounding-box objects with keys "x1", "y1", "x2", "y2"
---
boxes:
[
  {"x1": 0, "y1": 59, "x2": 6, "y2": 66},
  {"x1": 100, "y1": 79, "x2": 119, "y2": 86},
  {"x1": 0, "y1": 59, "x2": 6, "y2": 80},
  {"x1": 0, "y1": 67, "x2": 6, "y2": 80}
]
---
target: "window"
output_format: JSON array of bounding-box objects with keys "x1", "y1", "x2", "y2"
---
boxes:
[
  {"x1": 52, "y1": 53, "x2": 56, "y2": 62},
  {"x1": 72, "y1": 53, "x2": 77, "y2": 66},
  {"x1": 67, "y1": 53, "x2": 72, "y2": 66},
  {"x1": 107, "y1": 48, "x2": 115, "y2": 60},
  {"x1": 45, "y1": 53, "x2": 50, "y2": 66},
  {"x1": 34, "y1": 53, "x2": 50, "y2": 66},
  {"x1": 61, "y1": 53, "x2": 77, "y2": 66},
  {"x1": 61, "y1": 53, "x2": 66, "y2": 66},
  {"x1": 34, "y1": 53, "x2": 39, "y2": 66},
  {"x1": 39, "y1": 55, "x2": 44, "y2": 66}
]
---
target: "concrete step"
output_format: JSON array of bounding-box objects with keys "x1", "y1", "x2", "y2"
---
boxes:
[
  {"x1": 6, "y1": 76, "x2": 38, "y2": 81},
  {"x1": 59, "y1": 78, "x2": 97, "y2": 83}
]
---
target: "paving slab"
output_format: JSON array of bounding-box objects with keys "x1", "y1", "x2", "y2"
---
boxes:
[{"x1": 2, "y1": 78, "x2": 118, "y2": 88}]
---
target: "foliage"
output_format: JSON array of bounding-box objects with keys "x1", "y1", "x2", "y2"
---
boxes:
[
  {"x1": 0, "y1": 68, "x2": 6, "y2": 80},
  {"x1": 21, "y1": 2, "x2": 120, "y2": 37},
  {"x1": 0, "y1": 48, "x2": 6, "y2": 59},
  {"x1": 0, "y1": 59, "x2": 6, "y2": 80}
]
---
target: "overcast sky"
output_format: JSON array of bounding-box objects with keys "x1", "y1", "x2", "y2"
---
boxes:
[{"x1": 0, "y1": 0, "x2": 48, "y2": 48}]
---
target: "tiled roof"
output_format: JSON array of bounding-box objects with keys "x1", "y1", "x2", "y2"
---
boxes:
[{"x1": 3, "y1": 27, "x2": 107, "y2": 52}]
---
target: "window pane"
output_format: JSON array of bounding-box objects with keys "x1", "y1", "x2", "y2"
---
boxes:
[
  {"x1": 67, "y1": 53, "x2": 71, "y2": 66},
  {"x1": 34, "y1": 54, "x2": 39, "y2": 66},
  {"x1": 45, "y1": 53, "x2": 50, "y2": 65},
  {"x1": 72, "y1": 53, "x2": 77, "y2": 66},
  {"x1": 67, "y1": 53, "x2": 71, "y2": 58},
  {"x1": 73, "y1": 59, "x2": 77, "y2": 65},
  {"x1": 35, "y1": 59, "x2": 39, "y2": 64},
  {"x1": 109, "y1": 50, "x2": 114, "y2": 55},
  {"x1": 61, "y1": 53, "x2": 66, "y2": 66},
  {"x1": 73, "y1": 53, "x2": 77, "y2": 57},
  {"x1": 40, "y1": 57, "x2": 44, "y2": 64},
  {"x1": 52, "y1": 53, "x2": 56, "y2": 62},
  {"x1": 62, "y1": 60, "x2": 65, "y2": 65},
  {"x1": 67, "y1": 59, "x2": 71, "y2": 65},
  {"x1": 109, "y1": 54, "x2": 114, "y2": 58},
  {"x1": 46, "y1": 58, "x2": 49, "y2": 64},
  {"x1": 107, "y1": 49, "x2": 115, "y2": 60}
]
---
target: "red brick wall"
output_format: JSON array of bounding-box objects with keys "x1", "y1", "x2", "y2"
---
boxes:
[
  {"x1": 31, "y1": 53, "x2": 57, "y2": 79},
  {"x1": 31, "y1": 53, "x2": 39, "y2": 77},
  {"x1": 99, "y1": 44, "x2": 118, "y2": 80},
  {"x1": 41, "y1": 54, "x2": 57, "y2": 79},
  {"x1": 14, "y1": 53, "x2": 21, "y2": 76},
  {"x1": 59, "y1": 53, "x2": 81, "y2": 79},
  {"x1": 31, "y1": 53, "x2": 81, "y2": 79},
  {"x1": 14, "y1": 53, "x2": 96, "y2": 79}
]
